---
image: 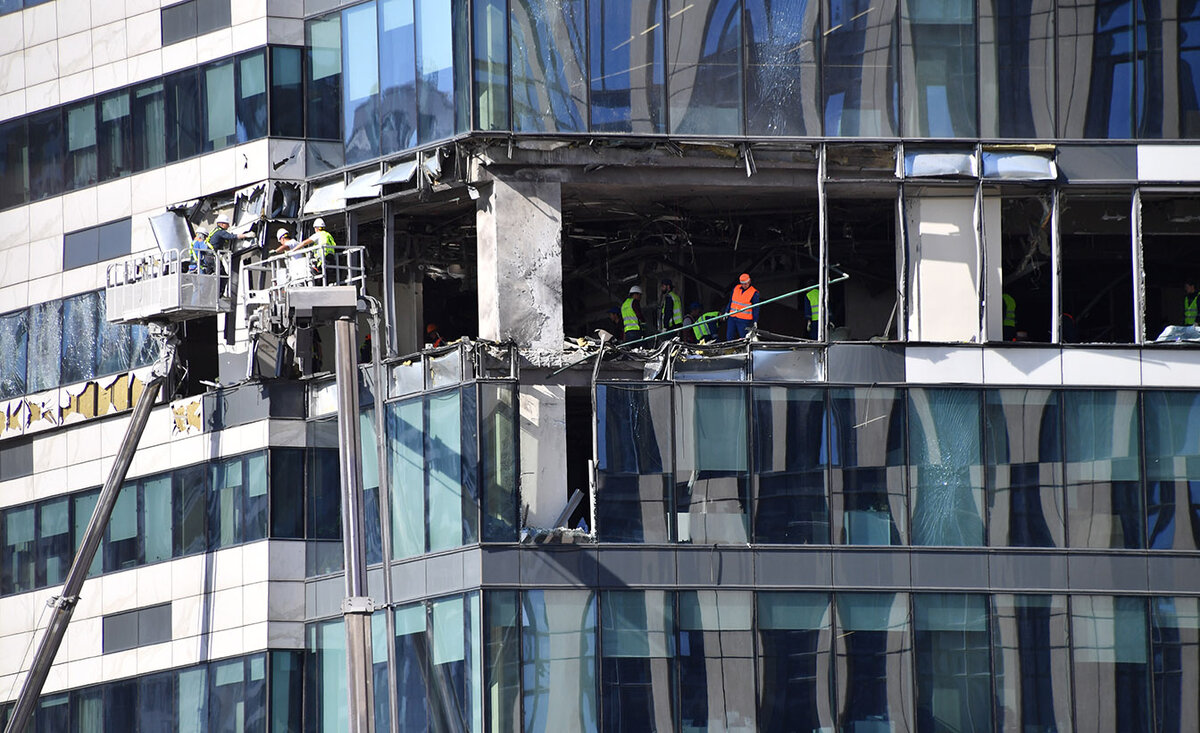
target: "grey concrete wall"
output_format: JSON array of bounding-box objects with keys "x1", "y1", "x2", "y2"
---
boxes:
[{"x1": 476, "y1": 179, "x2": 564, "y2": 353}]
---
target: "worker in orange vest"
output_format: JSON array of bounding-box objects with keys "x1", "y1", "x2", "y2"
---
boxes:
[{"x1": 726, "y1": 273, "x2": 759, "y2": 340}]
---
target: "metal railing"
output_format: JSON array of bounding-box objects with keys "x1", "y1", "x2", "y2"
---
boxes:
[
  {"x1": 242, "y1": 244, "x2": 367, "y2": 302},
  {"x1": 104, "y1": 249, "x2": 233, "y2": 324}
]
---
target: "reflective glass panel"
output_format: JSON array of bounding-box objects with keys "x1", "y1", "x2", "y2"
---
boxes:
[
  {"x1": 27, "y1": 109, "x2": 64, "y2": 201},
  {"x1": 73, "y1": 491, "x2": 102, "y2": 578},
  {"x1": 27, "y1": 299, "x2": 62, "y2": 393},
  {"x1": 979, "y1": 0, "x2": 1055, "y2": 138},
  {"x1": 1071, "y1": 595, "x2": 1151, "y2": 733},
  {"x1": 379, "y1": 0, "x2": 417, "y2": 153},
  {"x1": 65, "y1": 100, "x2": 97, "y2": 190},
  {"x1": 0, "y1": 118, "x2": 28, "y2": 209},
  {"x1": 104, "y1": 483, "x2": 139, "y2": 571},
  {"x1": 914, "y1": 594, "x2": 991, "y2": 732},
  {"x1": 427, "y1": 389, "x2": 464, "y2": 551},
  {"x1": 97, "y1": 91, "x2": 132, "y2": 183},
  {"x1": 204, "y1": 60, "x2": 237, "y2": 151},
  {"x1": 343, "y1": 1, "x2": 380, "y2": 163},
  {"x1": 210, "y1": 456, "x2": 244, "y2": 548},
  {"x1": 756, "y1": 592, "x2": 834, "y2": 732},
  {"x1": 474, "y1": 0, "x2": 509, "y2": 130},
  {"x1": 991, "y1": 594, "x2": 1072, "y2": 732},
  {"x1": 1136, "y1": 0, "x2": 1165, "y2": 137},
  {"x1": 900, "y1": 0, "x2": 975, "y2": 137},
  {"x1": 985, "y1": 389, "x2": 1065, "y2": 547},
  {"x1": 834, "y1": 592, "x2": 913, "y2": 731},
  {"x1": 600, "y1": 591, "x2": 675, "y2": 732},
  {"x1": 1058, "y1": 0, "x2": 1135, "y2": 138},
  {"x1": 677, "y1": 590, "x2": 755, "y2": 731},
  {"x1": 1150, "y1": 597, "x2": 1200, "y2": 732},
  {"x1": 306, "y1": 619, "x2": 348, "y2": 732},
  {"x1": 0, "y1": 310, "x2": 28, "y2": 398},
  {"x1": 486, "y1": 591, "x2": 521, "y2": 733},
  {"x1": 166, "y1": 69, "x2": 202, "y2": 162},
  {"x1": 745, "y1": 0, "x2": 820, "y2": 135},
  {"x1": 823, "y1": 0, "x2": 898, "y2": 136},
  {"x1": 387, "y1": 398, "x2": 425, "y2": 558},
  {"x1": 595, "y1": 383, "x2": 673, "y2": 542},
  {"x1": 431, "y1": 595, "x2": 477, "y2": 732},
  {"x1": 752, "y1": 386, "x2": 829, "y2": 544},
  {"x1": 909, "y1": 389, "x2": 984, "y2": 546},
  {"x1": 395, "y1": 603, "x2": 430, "y2": 730},
  {"x1": 588, "y1": 0, "x2": 665, "y2": 133},
  {"x1": 522, "y1": 590, "x2": 598, "y2": 732},
  {"x1": 175, "y1": 464, "x2": 208, "y2": 556},
  {"x1": 415, "y1": 0, "x2": 460, "y2": 142},
  {"x1": 667, "y1": 0, "x2": 742, "y2": 134},
  {"x1": 307, "y1": 15, "x2": 343, "y2": 141},
  {"x1": 269, "y1": 47, "x2": 304, "y2": 138},
  {"x1": 676, "y1": 385, "x2": 750, "y2": 544},
  {"x1": 142, "y1": 475, "x2": 173, "y2": 563},
  {"x1": 2, "y1": 505, "x2": 34, "y2": 595},
  {"x1": 132, "y1": 81, "x2": 166, "y2": 172},
  {"x1": 481, "y1": 385, "x2": 519, "y2": 542},
  {"x1": 36, "y1": 498, "x2": 70, "y2": 587},
  {"x1": 1064, "y1": 390, "x2": 1143, "y2": 548},
  {"x1": 830, "y1": 387, "x2": 907, "y2": 545},
  {"x1": 510, "y1": 0, "x2": 588, "y2": 132},
  {"x1": 1142, "y1": 391, "x2": 1200, "y2": 550},
  {"x1": 1179, "y1": 0, "x2": 1200, "y2": 137},
  {"x1": 237, "y1": 50, "x2": 268, "y2": 142},
  {"x1": 61, "y1": 292, "x2": 99, "y2": 384}
]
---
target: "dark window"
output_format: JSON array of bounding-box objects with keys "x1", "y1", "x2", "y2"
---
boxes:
[
  {"x1": 175, "y1": 464, "x2": 209, "y2": 556},
  {"x1": 27, "y1": 108, "x2": 64, "y2": 201},
  {"x1": 270, "y1": 447, "x2": 306, "y2": 538},
  {"x1": 1, "y1": 505, "x2": 35, "y2": 595},
  {"x1": 97, "y1": 91, "x2": 133, "y2": 182},
  {"x1": 237, "y1": 50, "x2": 268, "y2": 142},
  {"x1": 0, "y1": 438, "x2": 32, "y2": 481},
  {"x1": 102, "y1": 603, "x2": 173, "y2": 653},
  {"x1": 166, "y1": 69, "x2": 203, "y2": 162},
  {"x1": 64, "y1": 218, "x2": 132, "y2": 270},
  {"x1": 132, "y1": 81, "x2": 167, "y2": 172},
  {"x1": 306, "y1": 15, "x2": 343, "y2": 141},
  {"x1": 197, "y1": 0, "x2": 232, "y2": 36},
  {"x1": 162, "y1": 0, "x2": 199, "y2": 45},
  {"x1": 269, "y1": 46, "x2": 304, "y2": 138},
  {"x1": 64, "y1": 100, "x2": 98, "y2": 190},
  {"x1": 203, "y1": 59, "x2": 238, "y2": 151},
  {"x1": 35, "y1": 498, "x2": 71, "y2": 588},
  {"x1": 0, "y1": 310, "x2": 27, "y2": 399},
  {"x1": 0, "y1": 118, "x2": 29, "y2": 209}
]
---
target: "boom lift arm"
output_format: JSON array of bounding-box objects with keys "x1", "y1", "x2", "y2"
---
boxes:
[{"x1": 4, "y1": 323, "x2": 178, "y2": 733}]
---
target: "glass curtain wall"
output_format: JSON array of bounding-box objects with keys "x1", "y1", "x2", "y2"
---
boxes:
[
  {"x1": 1071, "y1": 595, "x2": 1152, "y2": 732},
  {"x1": 745, "y1": 0, "x2": 820, "y2": 135},
  {"x1": 979, "y1": 0, "x2": 1055, "y2": 137},
  {"x1": 830, "y1": 387, "x2": 907, "y2": 545},
  {"x1": 824, "y1": 0, "x2": 898, "y2": 135},
  {"x1": 675, "y1": 384, "x2": 750, "y2": 543},
  {"x1": 756, "y1": 592, "x2": 834, "y2": 731},
  {"x1": 474, "y1": 0, "x2": 509, "y2": 130},
  {"x1": 985, "y1": 389, "x2": 1065, "y2": 547},
  {"x1": 752, "y1": 386, "x2": 829, "y2": 543},
  {"x1": 343, "y1": 2, "x2": 381, "y2": 163},
  {"x1": 1064, "y1": 390, "x2": 1143, "y2": 548},
  {"x1": 1151, "y1": 597, "x2": 1200, "y2": 731},
  {"x1": 380, "y1": 0, "x2": 418, "y2": 153},
  {"x1": 599, "y1": 590, "x2": 675, "y2": 731},
  {"x1": 588, "y1": 0, "x2": 666, "y2": 134},
  {"x1": 667, "y1": 0, "x2": 743, "y2": 135},
  {"x1": 1142, "y1": 391, "x2": 1200, "y2": 550},
  {"x1": 834, "y1": 592, "x2": 914, "y2": 731},
  {"x1": 522, "y1": 590, "x2": 598, "y2": 732},
  {"x1": 913, "y1": 593, "x2": 992, "y2": 732},
  {"x1": 510, "y1": 0, "x2": 588, "y2": 132},
  {"x1": 908, "y1": 388, "x2": 985, "y2": 546},
  {"x1": 901, "y1": 0, "x2": 976, "y2": 137},
  {"x1": 595, "y1": 384, "x2": 673, "y2": 542},
  {"x1": 991, "y1": 594, "x2": 1072, "y2": 732},
  {"x1": 677, "y1": 590, "x2": 756, "y2": 730}
]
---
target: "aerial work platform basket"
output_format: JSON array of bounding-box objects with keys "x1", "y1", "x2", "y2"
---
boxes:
[{"x1": 105, "y1": 249, "x2": 233, "y2": 325}]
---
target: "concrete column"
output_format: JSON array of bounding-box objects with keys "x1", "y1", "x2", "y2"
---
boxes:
[{"x1": 476, "y1": 179, "x2": 564, "y2": 352}]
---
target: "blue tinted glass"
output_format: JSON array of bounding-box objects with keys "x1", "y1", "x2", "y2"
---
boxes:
[
  {"x1": 745, "y1": 0, "x2": 820, "y2": 135},
  {"x1": 343, "y1": 2, "x2": 380, "y2": 163},
  {"x1": 474, "y1": 0, "x2": 509, "y2": 130},
  {"x1": 510, "y1": 0, "x2": 588, "y2": 133},
  {"x1": 985, "y1": 389, "x2": 1065, "y2": 547},
  {"x1": 65, "y1": 100, "x2": 98, "y2": 190},
  {"x1": 522, "y1": 590, "x2": 597, "y2": 732},
  {"x1": 1142, "y1": 391, "x2": 1200, "y2": 550},
  {"x1": 98, "y1": 91, "x2": 133, "y2": 181},
  {"x1": 481, "y1": 384, "x2": 519, "y2": 542},
  {"x1": 588, "y1": 0, "x2": 665, "y2": 133},
  {"x1": 835, "y1": 593, "x2": 913, "y2": 730},
  {"x1": 901, "y1": 0, "x2": 976, "y2": 137},
  {"x1": 415, "y1": 0, "x2": 457, "y2": 143},
  {"x1": 27, "y1": 300, "x2": 62, "y2": 393},
  {"x1": 676, "y1": 385, "x2": 750, "y2": 543},
  {"x1": 132, "y1": 81, "x2": 166, "y2": 172},
  {"x1": 237, "y1": 50, "x2": 268, "y2": 142},
  {"x1": 1059, "y1": 0, "x2": 1135, "y2": 138},
  {"x1": 1180, "y1": 0, "x2": 1200, "y2": 136},
  {"x1": 600, "y1": 591, "x2": 676, "y2": 731},
  {"x1": 667, "y1": 0, "x2": 742, "y2": 135},
  {"x1": 824, "y1": 0, "x2": 898, "y2": 136},
  {"x1": 306, "y1": 15, "x2": 343, "y2": 141},
  {"x1": 61, "y1": 292, "x2": 100, "y2": 384},
  {"x1": 991, "y1": 594, "x2": 1073, "y2": 733},
  {"x1": 1071, "y1": 596, "x2": 1151, "y2": 732},
  {"x1": 379, "y1": 0, "x2": 417, "y2": 153},
  {"x1": 394, "y1": 603, "x2": 430, "y2": 730},
  {"x1": 0, "y1": 310, "x2": 27, "y2": 398},
  {"x1": 270, "y1": 47, "x2": 304, "y2": 138},
  {"x1": 595, "y1": 383, "x2": 673, "y2": 542},
  {"x1": 752, "y1": 386, "x2": 829, "y2": 543},
  {"x1": 426, "y1": 389, "x2": 463, "y2": 551},
  {"x1": 166, "y1": 69, "x2": 203, "y2": 161},
  {"x1": 980, "y1": 0, "x2": 1056, "y2": 138},
  {"x1": 0, "y1": 118, "x2": 28, "y2": 209},
  {"x1": 830, "y1": 387, "x2": 907, "y2": 544},
  {"x1": 1150, "y1": 596, "x2": 1200, "y2": 732},
  {"x1": 388, "y1": 399, "x2": 425, "y2": 558},
  {"x1": 756, "y1": 592, "x2": 834, "y2": 731},
  {"x1": 2, "y1": 505, "x2": 35, "y2": 595},
  {"x1": 27, "y1": 109, "x2": 64, "y2": 201},
  {"x1": 914, "y1": 594, "x2": 991, "y2": 732},
  {"x1": 1064, "y1": 390, "x2": 1143, "y2": 548},
  {"x1": 908, "y1": 389, "x2": 984, "y2": 546},
  {"x1": 204, "y1": 60, "x2": 237, "y2": 152}
]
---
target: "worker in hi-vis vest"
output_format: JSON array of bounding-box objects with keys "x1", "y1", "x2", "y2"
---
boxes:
[
  {"x1": 660, "y1": 278, "x2": 683, "y2": 332},
  {"x1": 804, "y1": 286, "x2": 820, "y2": 340},
  {"x1": 726, "y1": 273, "x2": 759, "y2": 340},
  {"x1": 1003, "y1": 293, "x2": 1017, "y2": 340},
  {"x1": 1185, "y1": 278, "x2": 1199, "y2": 327},
  {"x1": 298, "y1": 217, "x2": 338, "y2": 281},
  {"x1": 621, "y1": 285, "x2": 645, "y2": 340}
]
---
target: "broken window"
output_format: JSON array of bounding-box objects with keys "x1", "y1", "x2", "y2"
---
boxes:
[
  {"x1": 1059, "y1": 192, "x2": 1135, "y2": 343},
  {"x1": 1139, "y1": 194, "x2": 1200, "y2": 340},
  {"x1": 983, "y1": 193, "x2": 1054, "y2": 342},
  {"x1": 827, "y1": 192, "x2": 900, "y2": 340},
  {"x1": 908, "y1": 388, "x2": 985, "y2": 547},
  {"x1": 595, "y1": 383, "x2": 673, "y2": 542},
  {"x1": 905, "y1": 191, "x2": 980, "y2": 342}
]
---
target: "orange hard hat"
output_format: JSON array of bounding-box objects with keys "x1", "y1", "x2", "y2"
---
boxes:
[
  {"x1": 426, "y1": 323, "x2": 438, "y2": 333},
  {"x1": 739, "y1": 273, "x2": 751, "y2": 284}
]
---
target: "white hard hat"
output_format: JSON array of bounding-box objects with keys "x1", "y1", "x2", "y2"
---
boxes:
[
  {"x1": 216, "y1": 214, "x2": 231, "y2": 226},
  {"x1": 194, "y1": 227, "x2": 208, "y2": 237},
  {"x1": 276, "y1": 228, "x2": 289, "y2": 240},
  {"x1": 313, "y1": 217, "x2": 326, "y2": 228},
  {"x1": 629, "y1": 285, "x2": 643, "y2": 295}
]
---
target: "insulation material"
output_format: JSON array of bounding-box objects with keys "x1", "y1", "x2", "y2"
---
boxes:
[{"x1": 907, "y1": 196, "x2": 980, "y2": 342}]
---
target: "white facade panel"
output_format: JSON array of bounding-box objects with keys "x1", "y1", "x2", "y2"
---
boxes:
[
  {"x1": 905, "y1": 346, "x2": 984, "y2": 383},
  {"x1": 1137, "y1": 145, "x2": 1200, "y2": 181},
  {"x1": 1061, "y1": 348, "x2": 1143, "y2": 386}
]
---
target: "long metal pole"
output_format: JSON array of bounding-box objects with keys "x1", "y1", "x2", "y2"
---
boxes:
[
  {"x1": 5, "y1": 373, "x2": 166, "y2": 733},
  {"x1": 334, "y1": 316, "x2": 375, "y2": 733}
]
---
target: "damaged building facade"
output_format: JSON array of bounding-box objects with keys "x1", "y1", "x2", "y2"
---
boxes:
[{"x1": 2, "y1": 0, "x2": 1200, "y2": 731}]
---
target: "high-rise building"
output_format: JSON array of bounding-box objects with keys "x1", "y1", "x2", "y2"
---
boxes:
[{"x1": 1, "y1": 0, "x2": 1199, "y2": 730}]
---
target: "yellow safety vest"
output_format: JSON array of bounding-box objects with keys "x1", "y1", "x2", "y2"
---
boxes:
[
  {"x1": 1003, "y1": 294, "x2": 1017, "y2": 328},
  {"x1": 806, "y1": 289, "x2": 820, "y2": 321},
  {"x1": 693, "y1": 311, "x2": 720, "y2": 341},
  {"x1": 663, "y1": 291, "x2": 682, "y2": 329},
  {"x1": 313, "y1": 229, "x2": 336, "y2": 256},
  {"x1": 1186, "y1": 293, "x2": 1198, "y2": 325},
  {"x1": 621, "y1": 298, "x2": 641, "y2": 333}
]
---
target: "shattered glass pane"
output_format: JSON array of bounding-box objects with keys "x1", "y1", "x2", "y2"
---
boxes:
[
  {"x1": 510, "y1": 0, "x2": 588, "y2": 133},
  {"x1": 746, "y1": 0, "x2": 820, "y2": 135},
  {"x1": 27, "y1": 300, "x2": 62, "y2": 393},
  {"x1": 61, "y1": 292, "x2": 100, "y2": 384},
  {"x1": 908, "y1": 388, "x2": 985, "y2": 546},
  {"x1": 0, "y1": 309, "x2": 28, "y2": 398}
]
